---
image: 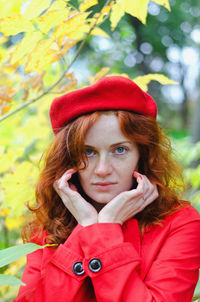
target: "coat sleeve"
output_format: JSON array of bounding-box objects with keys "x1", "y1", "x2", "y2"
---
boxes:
[
  {"x1": 77, "y1": 208, "x2": 200, "y2": 302},
  {"x1": 14, "y1": 224, "x2": 86, "y2": 302}
]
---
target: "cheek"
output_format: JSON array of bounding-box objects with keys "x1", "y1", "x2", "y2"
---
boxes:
[{"x1": 78, "y1": 170, "x2": 89, "y2": 188}]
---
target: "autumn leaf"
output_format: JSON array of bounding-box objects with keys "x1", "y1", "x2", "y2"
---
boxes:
[
  {"x1": 1, "y1": 161, "x2": 39, "y2": 215},
  {"x1": 0, "y1": 148, "x2": 23, "y2": 174},
  {"x1": 152, "y1": 0, "x2": 171, "y2": 11},
  {"x1": 88, "y1": 67, "x2": 110, "y2": 84},
  {"x1": 53, "y1": 12, "x2": 91, "y2": 46},
  {"x1": 0, "y1": 207, "x2": 11, "y2": 217},
  {"x1": 0, "y1": 14, "x2": 35, "y2": 36},
  {"x1": 38, "y1": 7, "x2": 70, "y2": 34},
  {"x1": 25, "y1": 39, "x2": 60, "y2": 73},
  {"x1": 23, "y1": 0, "x2": 52, "y2": 20},
  {"x1": 5, "y1": 216, "x2": 25, "y2": 231},
  {"x1": 48, "y1": 0, "x2": 69, "y2": 11},
  {"x1": 1, "y1": 66, "x2": 16, "y2": 74},
  {"x1": 10, "y1": 32, "x2": 42, "y2": 67},
  {"x1": 111, "y1": 0, "x2": 171, "y2": 27},
  {"x1": 0, "y1": 0, "x2": 25, "y2": 18},
  {"x1": 79, "y1": 0, "x2": 98, "y2": 12},
  {"x1": 133, "y1": 74, "x2": 178, "y2": 92},
  {"x1": 23, "y1": 71, "x2": 45, "y2": 92},
  {"x1": 90, "y1": 27, "x2": 111, "y2": 38},
  {"x1": 0, "y1": 86, "x2": 15, "y2": 103},
  {"x1": 121, "y1": 0, "x2": 149, "y2": 24},
  {"x1": 55, "y1": 73, "x2": 77, "y2": 93},
  {"x1": 61, "y1": 39, "x2": 79, "y2": 56},
  {"x1": 110, "y1": 1, "x2": 125, "y2": 31}
]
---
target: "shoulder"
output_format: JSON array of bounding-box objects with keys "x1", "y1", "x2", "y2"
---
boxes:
[
  {"x1": 170, "y1": 204, "x2": 200, "y2": 222},
  {"x1": 165, "y1": 204, "x2": 200, "y2": 233}
]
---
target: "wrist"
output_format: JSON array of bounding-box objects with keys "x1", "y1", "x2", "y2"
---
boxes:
[
  {"x1": 80, "y1": 218, "x2": 98, "y2": 227},
  {"x1": 98, "y1": 213, "x2": 121, "y2": 224}
]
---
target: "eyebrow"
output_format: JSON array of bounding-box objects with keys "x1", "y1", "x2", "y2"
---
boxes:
[{"x1": 85, "y1": 141, "x2": 132, "y2": 148}]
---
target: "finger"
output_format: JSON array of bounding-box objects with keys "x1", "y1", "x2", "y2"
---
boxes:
[
  {"x1": 135, "y1": 173, "x2": 155, "y2": 200},
  {"x1": 128, "y1": 175, "x2": 144, "y2": 198},
  {"x1": 69, "y1": 182, "x2": 78, "y2": 192},
  {"x1": 144, "y1": 184, "x2": 159, "y2": 205},
  {"x1": 60, "y1": 168, "x2": 77, "y2": 187},
  {"x1": 132, "y1": 173, "x2": 154, "y2": 207},
  {"x1": 65, "y1": 168, "x2": 77, "y2": 180},
  {"x1": 133, "y1": 171, "x2": 146, "y2": 196}
]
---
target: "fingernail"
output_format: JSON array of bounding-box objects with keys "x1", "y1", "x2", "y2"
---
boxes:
[{"x1": 134, "y1": 170, "x2": 139, "y2": 173}]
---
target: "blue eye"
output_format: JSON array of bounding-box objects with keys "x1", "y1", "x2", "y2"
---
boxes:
[
  {"x1": 115, "y1": 147, "x2": 127, "y2": 154},
  {"x1": 86, "y1": 149, "x2": 94, "y2": 157}
]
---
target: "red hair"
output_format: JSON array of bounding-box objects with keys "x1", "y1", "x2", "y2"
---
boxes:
[{"x1": 21, "y1": 111, "x2": 188, "y2": 245}]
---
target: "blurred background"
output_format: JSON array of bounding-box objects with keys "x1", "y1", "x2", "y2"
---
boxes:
[{"x1": 0, "y1": 0, "x2": 200, "y2": 300}]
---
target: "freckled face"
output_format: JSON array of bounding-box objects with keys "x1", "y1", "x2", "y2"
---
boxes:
[{"x1": 78, "y1": 114, "x2": 140, "y2": 204}]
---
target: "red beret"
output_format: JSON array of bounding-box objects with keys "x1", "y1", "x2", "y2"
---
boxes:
[{"x1": 49, "y1": 76, "x2": 157, "y2": 134}]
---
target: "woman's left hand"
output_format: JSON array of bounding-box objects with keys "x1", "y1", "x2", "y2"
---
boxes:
[{"x1": 98, "y1": 171, "x2": 159, "y2": 224}]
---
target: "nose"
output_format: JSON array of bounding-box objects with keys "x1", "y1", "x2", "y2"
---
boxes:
[{"x1": 94, "y1": 154, "x2": 113, "y2": 177}]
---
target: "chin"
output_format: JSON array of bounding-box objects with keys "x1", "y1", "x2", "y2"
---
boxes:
[{"x1": 88, "y1": 192, "x2": 118, "y2": 204}]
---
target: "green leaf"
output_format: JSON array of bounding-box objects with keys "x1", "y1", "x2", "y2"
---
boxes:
[
  {"x1": 0, "y1": 243, "x2": 45, "y2": 268},
  {"x1": 0, "y1": 274, "x2": 25, "y2": 286}
]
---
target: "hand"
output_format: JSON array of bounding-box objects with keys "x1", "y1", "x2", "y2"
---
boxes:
[
  {"x1": 98, "y1": 171, "x2": 159, "y2": 225},
  {"x1": 53, "y1": 169, "x2": 98, "y2": 226}
]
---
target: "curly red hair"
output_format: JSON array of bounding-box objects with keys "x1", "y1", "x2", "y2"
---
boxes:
[{"x1": 21, "y1": 111, "x2": 188, "y2": 245}]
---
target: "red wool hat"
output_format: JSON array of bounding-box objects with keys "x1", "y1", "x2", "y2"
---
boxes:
[{"x1": 49, "y1": 76, "x2": 157, "y2": 134}]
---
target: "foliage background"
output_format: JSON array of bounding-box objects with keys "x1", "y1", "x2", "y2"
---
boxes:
[{"x1": 0, "y1": 0, "x2": 200, "y2": 300}]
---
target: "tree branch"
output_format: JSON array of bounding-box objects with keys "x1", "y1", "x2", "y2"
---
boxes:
[{"x1": 0, "y1": 0, "x2": 113, "y2": 124}]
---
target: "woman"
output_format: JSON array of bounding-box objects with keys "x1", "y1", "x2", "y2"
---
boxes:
[{"x1": 15, "y1": 76, "x2": 200, "y2": 302}]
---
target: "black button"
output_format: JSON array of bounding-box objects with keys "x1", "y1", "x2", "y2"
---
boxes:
[
  {"x1": 72, "y1": 261, "x2": 85, "y2": 276},
  {"x1": 88, "y1": 258, "x2": 102, "y2": 273}
]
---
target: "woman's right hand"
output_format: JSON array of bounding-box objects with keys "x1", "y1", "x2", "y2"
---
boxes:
[{"x1": 53, "y1": 169, "x2": 98, "y2": 226}]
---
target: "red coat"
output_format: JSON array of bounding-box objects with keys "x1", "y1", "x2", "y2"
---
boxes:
[{"x1": 14, "y1": 205, "x2": 200, "y2": 302}]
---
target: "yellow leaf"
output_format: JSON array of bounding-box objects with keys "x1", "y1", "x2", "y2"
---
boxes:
[
  {"x1": 0, "y1": 86, "x2": 15, "y2": 103},
  {"x1": 0, "y1": 148, "x2": 24, "y2": 174},
  {"x1": 1, "y1": 66, "x2": 16, "y2": 74},
  {"x1": 48, "y1": 0, "x2": 69, "y2": 11},
  {"x1": 0, "y1": 47, "x2": 7, "y2": 63},
  {"x1": 55, "y1": 73, "x2": 77, "y2": 93},
  {"x1": 79, "y1": 0, "x2": 98, "y2": 12},
  {"x1": 121, "y1": 0, "x2": 149, "y2": 24},
  {"x1": 2, "y1": 105, "x2": 12, "y2": 115},
  {"x1": 0, "y1": 14, "x2": 35, "y2": 36},
  {"x1": 152, "y1": 0, "x2": 171, "y2": 11},
  {"x1": 133, "y1": 74, "x2": 179, "y2": 92},
  {"x1": 53, "y1": 12, "x2": 90, "y2": 45},
  {"x1": 88, "y1": 67, "x2": 110, "y2": 85},
  {"x1": 110, "y1": 1, "x2": 125, "y2": 31},
  {"x1": 25, "y1": 39, "x2": 58, "y2": 73},
  {"x1": 0, "y1": 207, "x2": 11, "y2": 216},
  {"x1": 101, "y1": 2, "x2": 114, "y2": 14},
  {"x1": 0, "y1": 0, "x2": 25, "y2": 18},
  {"x1": 5, "y1": 215, "x2": 25, "y2": 230},
  {"x1": 1, "y1": 161, "x2": 39, "y2": 215},
  {"x1": 10, "y1": 32, "x2": 42, "y2": 67},
  {"x1": 91, "y1": 27, "x2": 111, "y2": 38},
  {"x1": 23, "y1": 0, "x2": 52, "y2": 20},
  {"x1": 38, "y1": 8, "x2": 70, "y2": 33},
  {"x1": 61, "y1": 39, "x2": 78, "y2": 55},
  {"x1": 90, "y1": 2, "x2": 113, "y2": 27},
  {"x1": 0, "y1": 36, "x2": 8, "y2": 44}
]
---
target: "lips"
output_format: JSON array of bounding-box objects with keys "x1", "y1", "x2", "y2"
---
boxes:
[
  {"x1": 93, "y1": 182, "x2": 117, "y2": 186},
  {"x1": 92, "y1": 182, "x2": 117, "y2": 191}
]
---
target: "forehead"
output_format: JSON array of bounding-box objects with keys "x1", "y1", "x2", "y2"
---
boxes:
[{"x1": 84, "y1": 113, "x2": 128, "y2": 145}]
